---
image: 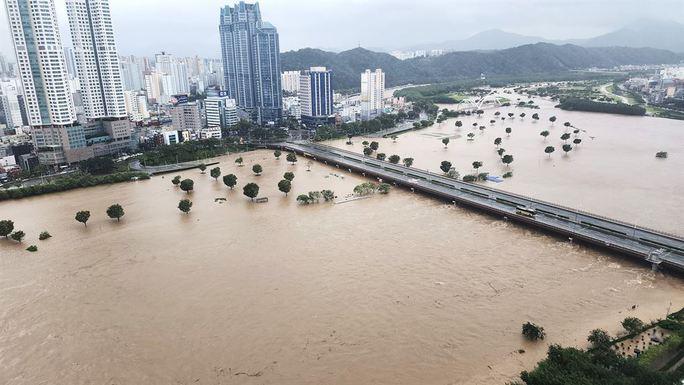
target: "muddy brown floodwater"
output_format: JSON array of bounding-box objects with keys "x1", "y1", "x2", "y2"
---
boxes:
[
  {"x1": 331, "y1": 93, "x2": 684, "y2": 235},
  {"x1": 1, "y1": 108, "x2": 683, "y2": 384}
]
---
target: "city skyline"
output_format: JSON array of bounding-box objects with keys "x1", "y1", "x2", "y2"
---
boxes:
[{"x1": 1, "y1": 0, "x2": 683, "y2": 59}]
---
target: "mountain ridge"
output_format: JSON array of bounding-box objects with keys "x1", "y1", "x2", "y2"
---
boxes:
[{"x1": 281, "y1": 43, "x2": 683, "y2": 90}]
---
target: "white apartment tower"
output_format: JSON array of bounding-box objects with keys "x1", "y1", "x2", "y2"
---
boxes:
[
  {"x1": 5, "y1": 0, "x2": 77, "y2": 128},
  {"x1": 281, "y1": 71, "x2": 301, "y2": 93},
  {"x1": 66, "y1": 0, "x2": 127, "y2": 119},
  {"x1": 360, "y1": 69, "x2": 385, "y2": 119}
]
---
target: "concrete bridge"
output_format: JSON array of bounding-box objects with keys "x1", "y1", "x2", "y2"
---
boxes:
[{"x1": 263, "y1": 142, "x2": 684, "y2": 273}]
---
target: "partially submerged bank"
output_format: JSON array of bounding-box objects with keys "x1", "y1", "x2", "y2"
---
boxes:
[{"x1": 513, "y1": 308, "x2": 684, "y2": 384}]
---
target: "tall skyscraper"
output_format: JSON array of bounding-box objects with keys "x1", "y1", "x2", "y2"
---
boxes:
[
  {"x1": 5, "y1": 0, "x2": 77, "y2": 128},
  {"x1": 360, "y1": 69, "x2": 385, "y2": 120},
  {"x1": 219, "y1": 2, "x2": 282, "y2": 124},
  {"x1": 66, "y1": 0, "x2": 127, "y2": 119},
  {"x1": 299, "y1": 67, "x2": 333, "y2": 119},
  {"x1": 5, "y1": 0, "x2": 81, "y2": 165}
]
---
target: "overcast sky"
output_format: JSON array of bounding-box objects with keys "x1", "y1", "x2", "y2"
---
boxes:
[{"x1": 1, "y1": 0, "x2": 683, "y2": 60}]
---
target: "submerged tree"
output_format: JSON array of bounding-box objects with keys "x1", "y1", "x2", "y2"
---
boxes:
[
  {"x1": 522, "y1": 322, "x2": 546, "y2": 341},
  {"x1": 235, "y1": 157, "x2": 244, "y2": 166},
  {"x1": 472, "y1": 161, "x2": 483, "y2": 173},
  {"x1": 286, "y1": 153, "x2": 298, "y2": 165},
  {"x1": 75, "y1": 211, "x2": 91, "y2": 227},
  {"x1": 402, "y1": 157, "x2": 414, "y2": 168},
  {"x1": 502, "y1": 154, "x2": 514, "y2": 167},
  {"x1": 283, "y1": 172, "x2": 295, "y2": 182},
  {"x1": 210, "y1": 167, "x2": 221, "y2": 181},
  {"x1": 440, "y1": 161, "x2": 452, "y2": 174},
  {"x1": 10, "y1": 230, "x2": 25, "y2": 243},
  {"x1": 388, "y1": 155, "x2": 401, "y2": 164},
  {"x1": 178, "y1": 199, "x2": 192, "y2": 214},
  {"x1": 562, "y1": 144, "x2": 573, "y2": 155},
  {"x1": 198, "y1": 163, "x2": 207, "y2": 174},
  {"x1": 106, "y1": 204, "x2": 125, "y2": 222},
  {"x1": 545, "y1": 146, "x2": 555, "y2": 157},
  {"x1": 540, "y1": 130, "x2": 550, "y2": 140},
  {"x1": 273, "y1": 150, "x2": 282, "y2": 159},
  {"x1": 0, "y1": 219, "x2": 15, "y2": 237},
  {"x1": 223, "y1": 174, "x2": 237, "y2": 189},
  {"x1": 180, "y1": 179, "x2": 194, "y2": 194},
  {"x1": 505, "y1": 127, "x2": 512, "y2": 136},
  {"x1": 494, "y1": 137, "x2": 502, "y2": 147},
  {"x1": 252, "y1": 164, "x2": 263, "y2": 176},
  {"x1": 442, "y1": 138, "x2": 450, "y2": 148},
  {"x1": 278, "y1": 179, "x2": 292, "y2": 196},
  {"x1": 243, "y1": 183, "x2": 260, "y2": 201}
]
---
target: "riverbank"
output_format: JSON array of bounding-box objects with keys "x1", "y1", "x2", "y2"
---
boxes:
[{"x1": 0, "y1": 171, "x2": 150, "y2": 201}]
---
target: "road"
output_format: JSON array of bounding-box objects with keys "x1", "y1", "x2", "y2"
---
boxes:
[{"x1": 264, "y1": 142, "x2": 684, "y2": 273}]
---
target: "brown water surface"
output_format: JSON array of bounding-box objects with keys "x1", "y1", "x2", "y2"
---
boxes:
[{"x1": 0, "y1": 111, "x2": 683, "y2": 384}]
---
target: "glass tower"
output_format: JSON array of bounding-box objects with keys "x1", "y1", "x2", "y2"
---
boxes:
[{"x1": 219, "y1": 2, "x2": 282, "y2": 124}]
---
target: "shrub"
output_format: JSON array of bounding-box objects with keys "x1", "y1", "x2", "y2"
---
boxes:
[
  {"x1": 26, "y1": 245, "x2": 38, "y2": 252},
  {"x1": 522, "y1": 322, "x2": 546, "y2": 341},
  {"x1": 39, "y1": 231, "x2": 52, "y2": 240}
]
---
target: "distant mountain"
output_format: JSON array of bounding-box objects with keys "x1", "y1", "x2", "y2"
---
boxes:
[
  {"x1": 281, "y1": 43, "x2": 683, "y2": 90},
  {"x1": 281, "y1": 47, "x2": 411, "y2": 90},
  {"x1": 392, "y1": 19, "x2": 684, "y2": 54},
  {"x1": 405, "y1": 29, "x2": 550, "y2": 52},
  {"x1": 572, "y1": 19, "x2": 684, "y2": 53}
]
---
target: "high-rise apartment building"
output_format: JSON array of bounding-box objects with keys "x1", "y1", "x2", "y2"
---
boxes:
[
  {"x1": 219, "y1": 2, "x2": 282, "y2": 124},
  {"x1": 360, "y1": 69, "x2": 385, "y2": 119},
  {"x1": 144, "y1": 71, "x2": 163, "y2": 103},
  {"x1": 155, "y1": 52, "x2": 189, "y2": 97},
  {"x1": 281, "y1": 71, "x2": 301, "y2": 93},
  {"x1": 120, "y1": 55, "x2": 145, "y2": 91},
  {"x1": 5, "y1": 0, "x2": 81, "y2": 165},
  {"x1": 66, "y1": 0, "x2": 127, "y2": 119},
  {"x1": 0, "y1": 79, "x2": 24, "y2": 129},
  {"x1": 123, "y1": 90, "x2": 150, "y2": 122},
  {"x1": 299, "y1": 67, "x2": 333, "y2": 120}
]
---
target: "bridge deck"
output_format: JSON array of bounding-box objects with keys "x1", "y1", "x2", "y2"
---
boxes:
[{"x1": 265, "y1": 142, "x2": 684, "y2": 273}]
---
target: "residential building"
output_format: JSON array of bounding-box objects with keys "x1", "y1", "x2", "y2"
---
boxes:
[
  {"x1": 155, "y1": 52, "x2": 189, "y2": 97},
  {"x1": 170, "y1": 101, "x2": 202, "y2": 132},
  {"x1": 66, "y1": 0, "x2": 127, "y2": 120},
  {"x1": 281, "y1": 71, "x2": 301, "y2": 93},
  {"x1": 123, "y1": 90, "x2": 150, "y2": 121},
  {"x1": 5, "y1": 0, "x2": 80, "y2": 166},
  {"x1": 144, "y1": 70, "x2": 163, "y2": 103},
  {"x1": 282, "y1": 96, "x2": 301, "y2": 120},
  {"x1": 360, "y1": 69, "x2": 385, "y2": 119},
  {"x1": 219, "y1": 2, "x2": 282, "y2": 124},
  {"x1": 0, "y1": 78, "x2": 24, "y2": 129},
  {"x1": 120, "y1": 55, "x2": 145, "y2": 91},
  {"x1": 205, "y1": 94, "x2": 239, "y2": 129}
]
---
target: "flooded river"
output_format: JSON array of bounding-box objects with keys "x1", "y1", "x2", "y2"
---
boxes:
[
  {"x1": 1, "y1": 147, "x2": 682, "y2": 384},
  {"x1": 331, "y1": 93, "x2": 684, "y2": 235}
]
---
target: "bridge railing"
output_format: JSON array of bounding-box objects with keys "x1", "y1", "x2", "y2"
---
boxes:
[{"x1": 293, "y1": 142, "x2": 683, "y2": 241}]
